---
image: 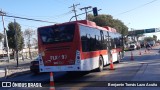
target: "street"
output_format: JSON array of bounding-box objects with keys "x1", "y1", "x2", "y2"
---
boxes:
[
  {"x1": 1, "y1": 1, "x2": 160, "y2": 90},
  {"x1": 0, "y1": 45, "x2": 160, "y2": 90}
]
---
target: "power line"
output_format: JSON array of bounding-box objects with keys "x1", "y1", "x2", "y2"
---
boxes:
[
  {"x1": 5, "y1": 15, "x2": 57, "y2": 23},
  {"x1": 116, "y1": 0, "x2": 158, "y2": 16},
  {"x1": 51, "y1": 11, "x2": 73, "y2": 19},
  {"x1": 0, "y1": 11, "x2": 57, "y2": 23},
  {"x1": 7, "y1": 11, "x2": 73, "y2": 20}
]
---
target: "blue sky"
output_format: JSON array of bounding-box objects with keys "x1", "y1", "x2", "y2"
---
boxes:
[{"x1": 0, "y1": 0, "x2": 160, "y2": 32}]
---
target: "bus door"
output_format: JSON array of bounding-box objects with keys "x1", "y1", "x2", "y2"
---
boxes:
[{"x1": 106, "y1": 32, "x2": 112, "y2": 63}]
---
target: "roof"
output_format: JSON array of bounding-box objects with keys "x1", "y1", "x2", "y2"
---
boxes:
[{"x1": 38, "y1": 20, "x2": 117, "y2": 33}]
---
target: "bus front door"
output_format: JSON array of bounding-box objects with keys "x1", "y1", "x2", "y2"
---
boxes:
[{"x1": 107, "y1": 33, "x2": 112, "y2": 64}]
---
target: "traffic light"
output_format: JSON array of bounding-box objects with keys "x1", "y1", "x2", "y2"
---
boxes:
[{"x1": 93, "y1": 7, "x2": 98, "y2": 16}]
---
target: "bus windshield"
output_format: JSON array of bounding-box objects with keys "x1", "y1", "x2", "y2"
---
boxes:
[{"x1": 38, "y1": 24, "x2": 75, "y2": 44}]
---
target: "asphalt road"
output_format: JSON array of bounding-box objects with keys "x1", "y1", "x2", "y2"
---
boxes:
[{"x1": 1, "y1": 45, "x2": 160, "y2": 90}]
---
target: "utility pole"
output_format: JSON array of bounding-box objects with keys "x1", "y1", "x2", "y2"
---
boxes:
[
  {"x1": 0, "y1": 10, "x2": 10, "y2": 63},
  {"x1": 80, "y1": 6, "x2": 92, "y2": 20},
  {"x1": 69, "y1": 8, "x2": 102, "y2": 22},
  {"x1": 14, "y1": 19, "x2": 19, "y2": 67},
  {"x1": 69, "y1": 4, "x2": 80, "y2": 21}
]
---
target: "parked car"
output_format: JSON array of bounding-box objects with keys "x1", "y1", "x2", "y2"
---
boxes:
[
  {"x1": 30, "y1": 56, "x2": 40, "y2": 74},
  {"x1": 129, "y1": 44, "x2": 137, "y2": 50},
  {"x1": 148, "y1": 41, "x2": 155, "y2": 46}
]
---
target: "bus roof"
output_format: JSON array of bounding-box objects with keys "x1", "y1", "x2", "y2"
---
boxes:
[
  {"x1": 73, "y1": 20, "x2": 117, "y2": 33},
  {"x1": 38, "y1": 20, "x2": 117, "y2": 33}
]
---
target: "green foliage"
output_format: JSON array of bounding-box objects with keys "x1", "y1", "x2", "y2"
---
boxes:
[
  {"x1": 7, "y1": 22, "x2": 24, "y2": 51},
  {"x1": 153, "y1": 35, "x2": 157, "y2": 41},
  {"x1": 88, "y1": 14, "x2": 128, "y2": 35}
]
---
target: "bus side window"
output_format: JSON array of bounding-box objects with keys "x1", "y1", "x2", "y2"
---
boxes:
[
  {"x1": 111, "y1": 37, "x2": 114, "y2": 49},
  {"x1": 100, "y1": 30, "x2": 106, "y2": 50},
  {"x1": 100, "y1": 30, "x2": 104, "y2": 43},
  {"x1": 81, "y1": 34, "x2": 90, "y2": 52},
  {"x1": 95, "y1": 35, "x2": 100, "y2": 50},
  {"x1": 81, "y1": 35, "x2": 87, "y2": 52},
  {"x1": 86, "y1": 34, "x2": 91, "y2": 51}
]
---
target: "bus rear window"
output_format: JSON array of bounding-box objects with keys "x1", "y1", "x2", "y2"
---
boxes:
[{"x1": 38, "y1": 24, "x2": 75, "y2": 44}]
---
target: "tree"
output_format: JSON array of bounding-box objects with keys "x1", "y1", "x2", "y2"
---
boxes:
[
  {"x1": 24, "y1": 29, "x2": 35, "y2": 60},
  {"x1": 88, "y1": 14, "x2": 128, "y2": 35},
  {"x1": 7, "y1": 21, "x2": 24, "y2": 66},
  {"x1": 7, "y1": 22, "x2": 24, "y2": 51},
  {"x1": 32, "y1": 37, "x2": 38, "y2": 49},
  {"x1": 153, "y1": 35, "x2": 157, "y2": 41}
]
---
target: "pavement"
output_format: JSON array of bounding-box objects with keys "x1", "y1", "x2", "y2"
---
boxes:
[
  {"x1": 55, "y1": 45, "x2": 160, "y2": 90},
  {"x1": 0, "y1": 58, "x2": 34, "y2": 79},
  {"x1": 0, "y1": 45, "x2": 159, "y2": 80},
  {"x1": 0, "y1": 45, "x2": 160, "y2": 90}
]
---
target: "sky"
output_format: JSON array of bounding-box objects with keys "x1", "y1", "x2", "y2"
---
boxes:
[{"x1": 0, "y1": 0, "x2": 160, "y2": 32}]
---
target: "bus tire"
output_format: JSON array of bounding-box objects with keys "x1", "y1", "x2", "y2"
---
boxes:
[{"x1": 97, "y1": 56, "x2": 104, "y2": 72}]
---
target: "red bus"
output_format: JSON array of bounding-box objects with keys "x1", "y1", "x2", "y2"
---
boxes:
[{"x1": 38, "y1": 20, "x2": 123, "y2": 72}]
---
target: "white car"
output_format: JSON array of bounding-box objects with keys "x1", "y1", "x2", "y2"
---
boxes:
[{"x1": 129, "y1": 44, "x2": 137, "y2": 50}]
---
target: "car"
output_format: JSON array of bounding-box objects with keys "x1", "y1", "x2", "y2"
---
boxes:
[
  {"x1": 30, "y1": 56, "x2": 40, "y2": 74},
  {"x1": 148, "y1": 41, "x2": 155, "y2": 46},
  {"x1": 129, "y1": 44, "x2": 137, "y2": 50}
]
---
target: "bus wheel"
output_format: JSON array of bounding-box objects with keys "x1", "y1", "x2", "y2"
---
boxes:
[{"x1": 97, "y1": 56, "x2": 104, "y2": 72}]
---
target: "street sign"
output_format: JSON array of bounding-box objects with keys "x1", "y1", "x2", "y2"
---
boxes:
[{"x1": 145, "y1": 28, "x2": 155, "y2": 33}]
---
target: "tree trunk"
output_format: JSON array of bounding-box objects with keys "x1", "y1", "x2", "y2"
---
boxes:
[
  {"x1": 14, "y1": 50, "x2": 16, "y2": 61},
  {"x1": 16, "y1": 50, "x2": 19, "y2": 67}
]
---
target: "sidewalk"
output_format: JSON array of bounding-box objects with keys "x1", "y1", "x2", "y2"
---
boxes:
[{"x1": 0, "y1": 58, "x2": 34, "y2": 78}]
